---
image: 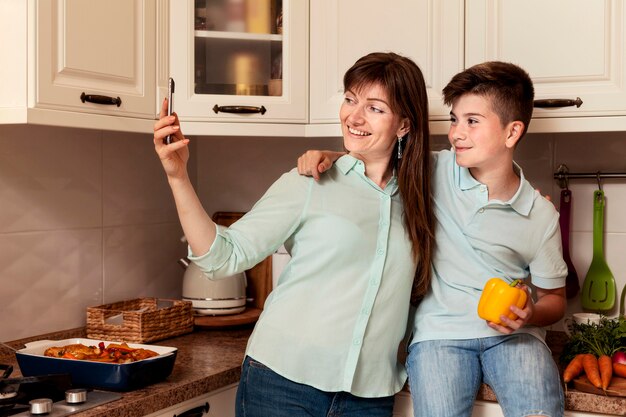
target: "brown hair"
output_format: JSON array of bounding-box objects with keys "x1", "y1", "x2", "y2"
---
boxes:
[
  {"x1": 442, "y1": 61, "x2": 534, "y2": 139},
  {"x1": 344, "y1": 52, "x2": 434, "y2": 303}
]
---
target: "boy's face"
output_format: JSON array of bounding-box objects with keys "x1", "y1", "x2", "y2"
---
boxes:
[{"x1": 447, "y1": 93, "x2": 519, "y2": 171}]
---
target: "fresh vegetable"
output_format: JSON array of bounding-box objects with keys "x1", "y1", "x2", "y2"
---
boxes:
[
  {"x1": 614, "y1": 363, "x2": 626, "y2": 378},
  {"x1": 598, "y1": 354, "x2": 613, "y2": 389},
  {"x1": 560, "y1": 316, "x2": 626, "y2": 366},
  {"x1": 563, "y1": 354, "x2": 584, "y2": 383},
  {"x1": 477, "y1": 278, "x2": 527, "y2": 324},
  {"x1": 612, "y1": 351, "x2": 626, "y2": 365},
  {"x1": 582, "y1": 354, "x2": 602, "y2": 389}
]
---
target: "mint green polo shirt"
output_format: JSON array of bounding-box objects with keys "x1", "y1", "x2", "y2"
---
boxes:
[
  {"x1": 189, "y1": 155, "x2": 416, "y2": 397},
  {"x1": 411, "y1": 149, "x2": 567, "y2": 345}
]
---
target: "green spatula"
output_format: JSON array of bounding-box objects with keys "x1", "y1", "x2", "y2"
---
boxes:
[{"x1": 581, "y1": 190, "x2": 616, "y2": 312}]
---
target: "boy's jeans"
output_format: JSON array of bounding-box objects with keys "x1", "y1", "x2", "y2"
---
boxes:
[{"x1": 407, "y1": 333, "x2": 564, "y2": 417}]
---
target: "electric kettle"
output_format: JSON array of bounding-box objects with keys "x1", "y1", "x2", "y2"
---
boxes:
[{"x1": 179, "y1": 257, "x2": 247, "y2": 315}]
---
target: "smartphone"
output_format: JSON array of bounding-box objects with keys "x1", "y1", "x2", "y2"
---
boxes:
[{"x1": 164, "y1": 77, "x2": 175, "y2": 144}]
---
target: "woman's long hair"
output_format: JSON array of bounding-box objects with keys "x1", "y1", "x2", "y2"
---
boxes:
[{"x1": 344, "y1": 52, "x2": 434, "y2": 304}]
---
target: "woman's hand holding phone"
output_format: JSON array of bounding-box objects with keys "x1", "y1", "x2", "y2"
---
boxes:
[{"x1": 153, "y1": 94, "x2": 190, "y2": 182}]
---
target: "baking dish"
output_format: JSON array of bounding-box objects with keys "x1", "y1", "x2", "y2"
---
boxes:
[{"x1": 15, "y1": 338, "x2": 177, "y2": 391}]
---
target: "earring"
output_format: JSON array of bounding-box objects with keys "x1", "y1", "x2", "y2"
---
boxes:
[{"x1": 397, "y1": 136, "x2": 404, "y2": 159}]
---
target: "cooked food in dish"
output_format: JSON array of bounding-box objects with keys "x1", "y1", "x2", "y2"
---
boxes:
[{"x1": 44, "y1": 342, "x2": 158, "y2": 363}]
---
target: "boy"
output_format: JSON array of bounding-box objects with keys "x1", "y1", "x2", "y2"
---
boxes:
[{"x1": 298, "y1": 61, "x2": 567, "y2": 417}]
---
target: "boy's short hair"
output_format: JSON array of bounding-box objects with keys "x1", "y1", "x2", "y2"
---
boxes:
[{"x1": 442, "y1": 61, "x2": 534, "y2": 138}]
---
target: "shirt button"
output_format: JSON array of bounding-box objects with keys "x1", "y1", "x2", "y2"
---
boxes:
[
  {"x1": 353, "y1": 339, "x2": 361, "y2": 346},
  {"x1": 361, "y1": 307, "x2": 370, "y2": 315},
  {"x1": 377, "y1": 249, "x2": 384, "y2": 256},
  {"x1": 480, "y1": 186, "x2": 487, "y2": 193},
  {"x1": 478, "y1": 208, "x2": 485, "y2": 213},
  {"x1": 380, "y1": 220, "x2": 389, "y2": 227},
  {"x1": 371, "y1": 279, "x2": 379, "y2": 286}
]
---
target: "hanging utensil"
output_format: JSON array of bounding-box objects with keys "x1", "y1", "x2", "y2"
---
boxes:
[
  {"x1": 559, "y1": 189, "x2": 580, "y2": 299},
  {"x1": 581, "y1": 189, "x2": 616, "y2": 312}
]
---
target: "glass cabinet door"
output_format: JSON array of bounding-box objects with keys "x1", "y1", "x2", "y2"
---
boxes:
[{"x1": 170, "y1": 0, "x2": 307, "y2": 123}]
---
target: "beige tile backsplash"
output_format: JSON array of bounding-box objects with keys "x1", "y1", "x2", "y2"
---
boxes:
[{"x1": 0, "y1": 124, "x2": 625, "y2": 341}]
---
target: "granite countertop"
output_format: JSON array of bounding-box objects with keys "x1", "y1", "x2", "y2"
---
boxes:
[
  {"x1": 2, "y1": 328, "x2": 626, "y2": 416},
  {"x1": 0, "y1": 326, "x2": 253, "y2": 417}
]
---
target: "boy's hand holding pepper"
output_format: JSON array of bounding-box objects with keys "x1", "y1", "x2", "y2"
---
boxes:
[{"x1": 478, "y1": 278, "x2": 533, "y2": 334}]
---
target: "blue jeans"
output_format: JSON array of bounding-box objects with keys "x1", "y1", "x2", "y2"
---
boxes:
[
  {"x1": 406, "y1": 334, "x2": 564, "y2": 417},
  {"x1": 236, "y1": 356, "x2": 395, "y2": 417}
]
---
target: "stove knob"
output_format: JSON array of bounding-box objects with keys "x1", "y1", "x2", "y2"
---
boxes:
[
  {"x1": 65, "y1": 388, "x2": 88, "y2": 404},
  {"x1": 29, "y1": 398, "x2": 53, "y2": 415}
]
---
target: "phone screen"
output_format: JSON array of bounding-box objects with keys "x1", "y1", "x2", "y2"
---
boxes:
[{"x1": 164, "y1": 77, "x2": 175, "y2": 144}]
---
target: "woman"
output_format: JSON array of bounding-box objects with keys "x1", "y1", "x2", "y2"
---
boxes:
[{"x1": 152, "y1": 52, "x2": 434, "y2": 417}]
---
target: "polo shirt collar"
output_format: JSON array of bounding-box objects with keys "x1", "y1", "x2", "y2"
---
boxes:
[{"x1": 457, "y1": 161, "x2": 534, "y2": 216}]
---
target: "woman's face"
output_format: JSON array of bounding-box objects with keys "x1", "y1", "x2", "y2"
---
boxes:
[{"x1": 340, "y1": 82, "x2": 408, "y2": 162}]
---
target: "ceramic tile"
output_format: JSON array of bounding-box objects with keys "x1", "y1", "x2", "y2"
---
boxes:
[
  {"x1": 554, "y1": 131, "x2": 626, "y2": 173},
  {"x1": 513, "y1": 133, "x2": 557, "y2": 201},
  {"x1": 195, "y1": 136, "x2": 342, "y2": 216},
  {"x1": 102, "y1": 131, "x2": 182, "y2": 227},
  {"x1": 0, "y1": 229, "x2": 102, "y2": 341},
  {"x1": 565, "y1": 182, "x2": 626, "y2": 233},
  {"x1": 0, "y1": 124, "x2": 102, "y2": 233},
  {"x1": 102, "y1": 223, "x2": 185, "y2": 303}
]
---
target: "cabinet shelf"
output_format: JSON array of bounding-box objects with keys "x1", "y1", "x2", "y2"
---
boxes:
[{"x1": 194, "y1": 30, "x2": 283, "y2": 42}]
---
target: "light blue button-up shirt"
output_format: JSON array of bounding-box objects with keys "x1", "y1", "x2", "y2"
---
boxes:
[
  {"x1": 411, "y1": 149, "x2": 567, "y2": 345},
  {"x1": 189, "y1": 155, "x2": 416, "y2": 397}
]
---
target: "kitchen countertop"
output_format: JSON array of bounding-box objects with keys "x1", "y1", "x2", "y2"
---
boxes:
[
  {"x1": 2, "y1": 328, "x2": 626, "y2": 416},
  {"x1": 0, "y1": 326, "x2": 252, "y2": 417}
]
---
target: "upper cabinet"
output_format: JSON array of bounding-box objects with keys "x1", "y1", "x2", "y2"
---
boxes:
[
  {"x1": 309, "y1": 0, "x2": 464, "y2": 126},
  {"x1": 169, "y1": 0, "x2": 307, "y2": 128},
  {"x1": 0, "y1": 0, "x2": 156, "y2": 132},
  {"x1": 466, "y1": 0, "x2": 626, "y2": 133}
]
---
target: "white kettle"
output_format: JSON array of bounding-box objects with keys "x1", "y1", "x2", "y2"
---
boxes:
[{"x1": 179, "y1": 257, "x2": 247, "y2": 316}]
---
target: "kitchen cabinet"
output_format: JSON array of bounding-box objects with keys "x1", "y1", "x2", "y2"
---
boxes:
[
  {"x1": 0, "y1": 0, "x2": 157, "y2": 133},
  {"x1": 466, "y1": 0, "x2": 626, "y2": 133},
  {"x1": 309, "y1": 0, "x2": 464, "y2": 126},
  {"x1": 169, "y1": 0, "x2": 308, "y2": 132},
  {"x1": 143, "y1": 382, "x2": 237, "y2": 417}
]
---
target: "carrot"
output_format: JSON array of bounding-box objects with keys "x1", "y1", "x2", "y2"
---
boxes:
[
  {"x1": 598, "y1": 354, "x2": 613, "y2": 390},
  {"x1": 614, "y1": 362, "x2": 626, "y2": 378},
  {"x1": 582, "y1": 353, "x2": 602, "y2": 388},
  {"x1": 563, "y1": 354, "x2": 585, "y2": 383}
]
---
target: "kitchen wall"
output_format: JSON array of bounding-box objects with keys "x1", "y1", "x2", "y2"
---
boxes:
[
  {"x1": 0, "y1": 124, "x2": 340, "y2": 341},
  {"x1": 0, "y1": 125, "x2": 625, "y2": 341}
]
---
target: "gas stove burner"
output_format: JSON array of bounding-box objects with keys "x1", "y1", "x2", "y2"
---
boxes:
[
  {"x1": 0, "y1": 392, "x2": 16, "y2": 400},
  {"x1": 8, "y1": 390, "x2": 121, "y2": 417}
]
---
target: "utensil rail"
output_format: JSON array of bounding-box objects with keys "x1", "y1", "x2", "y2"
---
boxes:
[{"x1": 554, "y1": 164, "x2": 626, "y2": 189}]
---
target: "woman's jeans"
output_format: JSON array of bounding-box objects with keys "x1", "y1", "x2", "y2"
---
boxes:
[
  {"x1": 406, "y1": 334, "x2": 564, "y2": 417},
  {"x1": 236, "y1": 356, "x2": 395, "y2": 417}
]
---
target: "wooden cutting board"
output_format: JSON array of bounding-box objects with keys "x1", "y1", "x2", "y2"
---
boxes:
[{"x1": 573, "y1": 375, "x2": 626, "y2": 397}]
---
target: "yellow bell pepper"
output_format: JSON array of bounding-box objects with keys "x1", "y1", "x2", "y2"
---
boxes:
[{"x1": 477, "y1": 278, "x2": 527, "y2": 324}]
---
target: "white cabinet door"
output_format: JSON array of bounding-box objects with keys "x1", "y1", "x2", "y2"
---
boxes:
[
  {"x1": 309, "y1": 0, "x2": 464, "y2": 124},
  {"x1": 36, "y1": 0, "x2": 156, "y2": 118},
  {"x1": 143, "y1": 383, "x2": 237, "y2": 417},
  {"x1": 169, "y1": 0, "x2": 308, "y2": 124},
  {"x1": 466, "y1": 0, "x2": 626, "y2": 121}
]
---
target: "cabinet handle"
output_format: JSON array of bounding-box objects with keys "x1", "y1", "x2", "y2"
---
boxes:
[
  {"x1": 80, "y1": 92, "x2": 122, "y2": 107},
  {"x1": 173, "y1": 402, "x2": 209, "y2": 417},
  {"x1": 533, "y1": 97, "x2": 583, "y2": 108},
  {"x1": 212, "y1": 105, "x2": 267, "y2": 115}
]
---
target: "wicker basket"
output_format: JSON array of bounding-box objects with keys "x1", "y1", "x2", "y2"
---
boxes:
[{"x1": 86, "y1": 298, "x2": 194, "y2": 343}]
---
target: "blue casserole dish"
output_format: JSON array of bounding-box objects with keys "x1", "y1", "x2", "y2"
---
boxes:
[{"x1": 15, "y1": 338, "x2": 177, "y2": 391}]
